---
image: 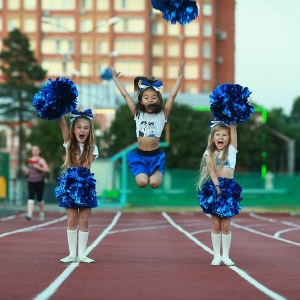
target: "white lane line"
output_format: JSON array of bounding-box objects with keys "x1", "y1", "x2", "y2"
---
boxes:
[
  {"x1": 250, "y1": 213, "x2": 300, "y2": 227},
  {"x1": 162, "y1": 212, "x2": 286, "y2": 300},
  {"x1": 1, "y1": 215, "x2": 16, "y2": 221},
  {"x1": 249, "y1": 213, "x2": 300, "y2": 238},
  {"x1": 33, "y1": 211, "x2": 122, "y2": 300},
  {"x1": 0, "y1": 216, "x2": 68, "y2": 238},
  {"x1": 231, "y1": 221, "x2": 300, "y2": 246}
]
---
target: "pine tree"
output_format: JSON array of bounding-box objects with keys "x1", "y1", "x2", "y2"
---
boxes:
[{"x1": 0, "y1": 28, "x2": 47, "y2": 177}]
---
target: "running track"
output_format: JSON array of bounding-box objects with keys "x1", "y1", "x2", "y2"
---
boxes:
[{"x1": 0, "y1": 210, "x2": 300, "y2": 300}]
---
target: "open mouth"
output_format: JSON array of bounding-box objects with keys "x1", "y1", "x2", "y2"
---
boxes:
[
  {"x1": 79, "y1": 134, "x2": 85, "y2": 140},
  {"x1": 147, "y1": 104, "x2": 158, "y2": 111},
  {"x1": 217, "y1": 141, "x2": 224, "y2": 147}
]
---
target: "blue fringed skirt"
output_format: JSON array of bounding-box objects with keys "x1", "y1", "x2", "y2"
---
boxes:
[
  {"x1": 197, "y1": 177, "x2": 242, "y2": 218},
  {"x1": 55, "y1": 166, "x2": 98, "y2": 208}
]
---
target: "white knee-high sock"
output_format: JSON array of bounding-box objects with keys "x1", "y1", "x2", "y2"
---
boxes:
[
  {"x1": 27, "y1": 199, "x2": 34, "y2": 216},
  {"x1": 211, "y1": 232, "x2": 221, "y2": 259},
  {"x1": 222, "y1": 232, "x2": 232, "y2": 259},
  {"x1": 67, "y1": 229, "x2": 77, "y2": 258},
  {"x1": 78, "y1": 231, "x2": 89, "y2": 260}
]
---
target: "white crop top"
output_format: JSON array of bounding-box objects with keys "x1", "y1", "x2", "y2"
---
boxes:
[
  {"x1": 135, "y1": 111, "x2": 166, "y2": 138},
  {"x1": 204, "y1": 144, "x2": 237, "y2": 170},
  {"x1": 63, "y1": 141, "x2": 99, "y2": 159}
]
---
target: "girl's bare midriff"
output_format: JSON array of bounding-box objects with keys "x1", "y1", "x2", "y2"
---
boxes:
[
  {"x1": 218, "y1": 168, "x2": 234, "y2": 179},
  {"x1": 137, "y1": 136, "x2": 160, "y2": 151}
]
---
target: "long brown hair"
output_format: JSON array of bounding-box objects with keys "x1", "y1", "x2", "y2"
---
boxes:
[
  {"x1": 197, "y1": 123, "x2": 230, "y2": 189},
  {"x1": 63, "y1": 116, "x2": 95, "y2": 168}
]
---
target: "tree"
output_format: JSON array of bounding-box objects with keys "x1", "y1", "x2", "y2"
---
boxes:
[{"x1": 0, "y1": 28, "x2": 47, "y2": 177}]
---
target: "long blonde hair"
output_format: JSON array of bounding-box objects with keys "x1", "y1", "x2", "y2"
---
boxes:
[
  {"x1": 197, "y1": 123, "x2": 230, "y2": 189},
  {"x1": 63, "y1": 116, "x2": 96, "y2": 168}
]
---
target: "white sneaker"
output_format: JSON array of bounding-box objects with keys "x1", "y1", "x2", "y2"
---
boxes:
[
  {"x1": 78, "y1": 256, "x2": 95, "y2": 263},
  {"x1": 60, "y1": 256, "x2": 78, "y2": 263},
  {"x1": 25, "y1": 214, "x2": 32, "y2": 221},
  {"x1": 39, "y1": 213, "x2": 45, "y2": 221},
  {"x1": 211, "y1": 257, "x2": 222, "y2": 266},
  {"x1": 222, "y1": 256, "x2": 235, "y2": 266}
]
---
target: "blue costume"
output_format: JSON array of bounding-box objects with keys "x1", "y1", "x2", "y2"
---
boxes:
[
  {"x1": 55, "y1": 142, "x2": 99, "y2": 208},
  {"x1": 128, "y1": 111, "x2": 166, "y2": 177},
  {"x1": 197, "y1": 144, "x2": 242, "y2": 218}
]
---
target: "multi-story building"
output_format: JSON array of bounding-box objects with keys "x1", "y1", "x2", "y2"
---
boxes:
[{"x1": 0, "y1": 0, "x2": 235, "y2": 174}]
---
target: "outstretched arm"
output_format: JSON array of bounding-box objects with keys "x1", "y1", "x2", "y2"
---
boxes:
[
  {"x1": 108, "y1": 66, "x2": 136, "y2": 115},
  {"x1": 164, "y1": 61, "x2": 184, "y2": 119},
  {"x1": 230, "y1": 122, "x2": 237, "y2": 149},
  {"x1": 58, "y1": 115, "x2": 69, "y2": 143}
]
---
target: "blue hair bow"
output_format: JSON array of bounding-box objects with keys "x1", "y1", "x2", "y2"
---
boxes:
[
  {"x1": 70, "y1": 109, "x2": 93, "y2": 122},
  {"x1": 140, "y1": 80, "x2": 163, "y2": 91},
  {"x1": 209, "y1": 120, "x2": 230, "y2": 128}
]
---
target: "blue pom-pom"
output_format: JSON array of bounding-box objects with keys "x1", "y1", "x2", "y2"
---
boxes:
[
  {"x1": 55, "y1": 166, "x2": 98, "y2": 208},
  {"x1": 32, "y1": 77, "x2": 78, "y2": 120},
  {"x1": 151, "y1": 0, "x2": 198, "y2": 25},
  {"x1": 209, "y1": 83, "x2": 254, "y2": 125}
]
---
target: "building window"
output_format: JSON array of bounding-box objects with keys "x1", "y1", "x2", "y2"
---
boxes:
[
  {"x1": 152, "y1": 44, "x2": 164, "y2": 57},
  {"x1": 202, "y1": 64, "x2": 211, "y2": 80},
  {"x1": 8, "y1": 0, "x2": 20, "y2": 10},
  {"x1": 114, "y1": 60, "x2": 144, "y2": 77},
  {"x1": 168, "y1": 44, "x2": 180, "y2": 57},
  {"x1": 42, "y1": 0, "x2": 75, "y2": 10},
  {"x1": 185, "y1": 64, "x2": 199, "y2": 79},
  {"x1": 167, "y1": 65, "x2": 180, "y2": 79},
  {"x1": 152, "y1": 65, "x2": 163, "y2": 78},
  {"x1": 184, "y1": 43, "x2": 199, "y2": 58},
  {"x1": 42, "y1": 17, "x2": 75, "y2": 33},
  {"x1": 81, "y1": 19, "x2": 93, "y2": 33},
  {"x1": 24, "y1": 0, "x2": 36, "y2": 10},
  {"x1": 81, "y1": 62, "x2": 92, "y2": 77},
  {"x1": 115, "y1": 18, "x2": 145, "y2": 33},
  {"x1": 203, "y1": 3, "x2": 213, "y2": 16},
  {"x1": 29, "y1": 40, "x2": 36, "y2": 52},
  {"x1": 42, "y1": 60, "x2": 65, "y2": 76},
  {"x1": 152, "y1": 22, "x2": 164, "y2": 35},
  {"x1": 97, "y1": 41, "x2": 109, "y2": 54},
  {"x1": 81, "y1": 0, "x2": 93, "y2": 10},
  {"x1": 115, "y1": 39, "x2": 144, "y2": 55},
  {"x1": 97, "y1": 0, "x2": 109, "y2": 10},
  {"x1": 203, "y1": 43, "x2": 211, "y2": 59},
  {"x1": 41, "y1": 39, "x2": 74, "y2": 55},
  {"x1": 81, "y1": 40, "x2": 93, "y2": 54},
  {"x1": 24, "y1": 19, "x2": 37, "y2": 33},
  {"x1": 167, "y1": 24, "x2": 180, "y2": 36},
  {"x1": 8, "y1": 19, "x2": 20, "y2": 31},
  {"x1": 184, "y1": 22, "x2": 199, "y2": 37},
  {"x1": 115, "y1": 0, "x2": 144, "y2": 10},
  {"x1": 203, "y1": 22, "x2": 212, "y2": 37}
]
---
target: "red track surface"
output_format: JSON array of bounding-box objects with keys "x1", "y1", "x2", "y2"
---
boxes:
[{"x1": 0, "y1": 210, "x2": 300, "y2": 300}]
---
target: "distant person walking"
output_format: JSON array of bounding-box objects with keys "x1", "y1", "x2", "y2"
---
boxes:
[{"x1": 25, "y1": 145, "x2": 50, "y2": 221}]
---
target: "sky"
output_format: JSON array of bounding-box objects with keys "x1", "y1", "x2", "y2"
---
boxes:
[{"x1": 235, "y1": 0, "x2": 300, "y2": 115}]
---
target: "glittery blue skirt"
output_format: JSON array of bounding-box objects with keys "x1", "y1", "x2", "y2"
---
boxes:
[
  {"x1": 197, "y1": 177, "x2": 242, "y2": 218},
  {"x1": 55, "y1": 166, "x2": 98, "y2": 208}
]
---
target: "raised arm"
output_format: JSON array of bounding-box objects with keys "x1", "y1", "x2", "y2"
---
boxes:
[
  {"x1": 108, "y1": 66, "x2": 136, "y2": 115},
  {"x1": 58, "y1": 115, "x2": 69, "y2": 143},
  {"x1": 164, "y1": 61, "x2": 184, "y2": 119},
  {"x1": 230, "y1": 122, "x2": 237, "y2": 149}
]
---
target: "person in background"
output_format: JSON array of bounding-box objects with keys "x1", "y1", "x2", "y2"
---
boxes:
[{"x1": 25, "y1": 145, "x2": 50, "y2": 221}]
